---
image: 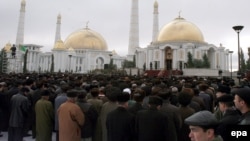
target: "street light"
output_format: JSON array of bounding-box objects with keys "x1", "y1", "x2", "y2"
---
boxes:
[
  {"x1": 109, "y1": 53, "x2": 113, "y2": 69},
  {"x1": 233, "y1": 25, "x2": 244, "y2": 82},
  {"x1": 229, "y1": 51, "x2": 233, "y2": 79}
]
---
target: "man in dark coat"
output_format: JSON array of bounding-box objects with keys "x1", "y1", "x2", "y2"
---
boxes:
[
  {"x1": 136, "y1": 96, "x2": 169, "y2": 141},
  {"x1": 128, "y1": 88, "x2": 145, "y2": 115},
  {"x1": 100, "y1": 86, "x2": 119, "y2": 141},
  {"x1": 106, "y1": 91, "x2": 135, "y2": 141},
  {"x1": 158, "y1": 89, "x2": 182, "y2": 141},
  {"x1": 216, "y1": 94, "x2": 241, "y2": 140},
  {"x1": 234, "y1": 87, "x2": 250, "y2": 125},
  {"x1": 76, "y1": 90, "x2": 98, "y2": 141},
  {"x1": 31, "y1": 80, "x2": 46, "y2": 138},
  {"x1": 8, "y1": 87, "x2": 30, "y2": 141},
  {"x1": 54, "y1": 84, "x2": 69, "y2": 141},
  {"x1": 0, "y1": 82, "x2": 6, "y2": 137}
]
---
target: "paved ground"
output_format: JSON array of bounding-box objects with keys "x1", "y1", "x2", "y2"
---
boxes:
[{"x1": 0, "y1": 131, "x2": 56, "y2": 141}]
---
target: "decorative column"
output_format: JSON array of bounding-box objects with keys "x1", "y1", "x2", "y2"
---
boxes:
[
  {"x1": 55, "y1": 14, "x2": 61, "y2": 43},
  {"x1": 152, "y1": 0, "x2": 159, "y2": 42},
  {"x1": 128, "y1": 0, "x2": 139, "y2": 57}
]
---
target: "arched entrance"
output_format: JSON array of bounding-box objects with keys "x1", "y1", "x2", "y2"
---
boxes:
[
  {"x1": 165, "y1": 47, "x2": 173, "y2": 70},
  {"x1": 96, "y1": 57, "x2": 104, "y2": 69}
]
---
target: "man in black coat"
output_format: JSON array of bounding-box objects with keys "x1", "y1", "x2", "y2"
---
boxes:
[
  {"x1": 158, "y1": 89, "x2": 181, "y2": 141},
  {"x1": 128, "y1": 88, "x2": 145, "y2": 115},
  {"x1": 76, "y1": 90, "x2": 98, "y2": 141},
  {"x1": 234, "y1": 87, "x2": 250, "y2": 125},
  {"x1": 8, "y1": 87, "x2": 30, "y2": 141},
  {"x1": 216, "y1": 94, "x2": 241, "y2": 140},
  {"x1": 106, "y1": 91, "x2": 135, "y2": 141},
  {"x1": 135, "y1": 96, "x2": 169, "y2": 141}
]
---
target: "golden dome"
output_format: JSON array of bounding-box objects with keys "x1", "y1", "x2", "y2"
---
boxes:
[
  {"x1": 157, "y1": 17, "x2": 204, "y2": 43},
  {"x1": 4, "y1": 42, "x2": 12, "y2": 52},
  {"x1": 64, "y1": 28, "x2": 108, "y2": 51},
  {"x1": 53, "y1": 39, "x2": 66, "y2": 50}
]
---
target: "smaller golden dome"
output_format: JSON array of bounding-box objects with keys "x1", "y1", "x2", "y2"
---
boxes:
[
  {"x1": 4, "y1": 42, "x2": 12, "y2": 52},
  {"x1": 64, "y1": 28, "x2": 108, "y2": 51},
  {"x1": 53, "y1": 39, "x2": 66, "y2": 50},
  {"x1": 112, "y1": 50, "x2": 117, "y2": 55}
]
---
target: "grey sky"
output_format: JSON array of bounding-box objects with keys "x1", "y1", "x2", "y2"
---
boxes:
[{"x1": 1, "y1": 0, "x2": 250, "y2": 71}]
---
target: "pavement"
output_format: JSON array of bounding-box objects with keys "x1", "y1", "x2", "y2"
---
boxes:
[{"x1": 0, "y1": 131, "x2": 56, "y2": 141}]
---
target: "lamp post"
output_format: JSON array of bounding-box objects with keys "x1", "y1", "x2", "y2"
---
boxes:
[
  {"x1": 229, "y1": 51, "x2": 234, "y2": 79},
  {"x1": 109, "y1": 53, "x2": 113, "y2": 69},
  {"x1": 233, "y1": 25, "x2": 244, "y2": 83}
]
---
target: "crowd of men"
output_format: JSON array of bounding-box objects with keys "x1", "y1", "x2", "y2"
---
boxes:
[{"x1": 0, "y1": 72, "x2": 250, "y2": 141}]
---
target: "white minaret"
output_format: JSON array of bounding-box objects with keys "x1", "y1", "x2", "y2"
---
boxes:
[
  {"x1": 152, "y1": 0, "x2": 159, "y2": 42},
  {"x1": 16, "y1": 0, "x2": 26, "y2": 47},
  {"x1": 55, "y1": 14, "x2": 61, "y2": 43},
  {"x1": 128, "y1": 0, "x2": 139, "y2": 57},
  {"x1": 14, "y1": 0, "x2": 26, "y2": 73}
]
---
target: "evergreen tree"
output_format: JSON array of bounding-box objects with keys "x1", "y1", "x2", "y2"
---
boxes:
[
  {"x1": 122, "y1": 60, "x2": 134, "y2": 68},
  {"x1": 0, "y1": 49, "x2": 7, "y2": 73},
  {"x1": 23, "y1": 49, "x2": 28, "y2": 73},
  {"x1": 50, "y1": 54, "x2": 54, "y2": 73},
  {"x1": 246, "y1": 60, "x2": 250, "y2": 70},
  {"x1": 154, "y1": 61, "x2": 157, "y2": 70},
  {"x1": 187, "y1": 52, "x2": 194, "y2": 68},
  {"x1": 143, "y1": 63, "x2": 146, "y2": 71},
  {"x1": 240, "y1": 48, "x2": 246, "y2": 72},
  {"x1": 133, "y1": 55, "x2": 136, "y2": 67},
  {"x1": 193, "y1": 59, "x2": 203, "y2": 68},
  {"x1": 202, "y1": 53, "x2": 210, "y2": 68}
]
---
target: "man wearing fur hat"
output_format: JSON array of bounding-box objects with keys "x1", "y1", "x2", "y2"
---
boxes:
[
  {"x1": 106, "y1": 91, "x2": 135, "y2": 141},
  {"x1": 135, "y1": 96, "x2": 169, "y2": 141},
  {"x1": 216, "y1": 95, "x2": 241, "y2": 140}
]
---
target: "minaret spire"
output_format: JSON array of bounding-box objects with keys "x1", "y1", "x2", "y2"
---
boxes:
[
  {"x1": 55, "y1": 13, "x2": 62, "y2": 43},
  {"x1": 128, "y1": 0, "x2": 139, "y2": 57},
  {"x1": 152, "y1": 0, "x2": 159, "y2": 42},
  {"x1": 16, "y1": 0, "x2": 26, "y2": 47}
]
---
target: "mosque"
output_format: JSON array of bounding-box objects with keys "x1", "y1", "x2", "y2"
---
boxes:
[{"x1": 2, "y1": 0, "x2": 231, "y2": 76}]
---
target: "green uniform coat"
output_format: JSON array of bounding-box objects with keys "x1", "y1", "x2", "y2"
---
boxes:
[{"x1": 35, "y1": 98, "x2": 54, "y2": 141}]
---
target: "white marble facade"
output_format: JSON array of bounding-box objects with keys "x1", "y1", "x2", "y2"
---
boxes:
[{"x1": 136, "y1": 42, "x2": 230, "y2": 71}]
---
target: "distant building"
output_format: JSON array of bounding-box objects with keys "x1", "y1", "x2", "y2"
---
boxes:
[{"x1": 2, "y1": 0, "x2": 230, "y2": 76}]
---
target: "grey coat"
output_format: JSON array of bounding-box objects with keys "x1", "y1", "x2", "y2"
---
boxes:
[{"x1": 9, "y1": 93, "x2": 30, "y2": 127}]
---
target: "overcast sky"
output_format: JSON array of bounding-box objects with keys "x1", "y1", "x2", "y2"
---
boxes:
[{"x1": 1, "y1": 0, "x2": 250, "y2": 71}]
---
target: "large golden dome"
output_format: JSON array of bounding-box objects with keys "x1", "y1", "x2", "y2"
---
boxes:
[
  {"x1": 157, "y1": 17, "x2": 204, "y2": 43},
  {"x1": 64, "y1": 28, "x2": 108, "y2": 51}
]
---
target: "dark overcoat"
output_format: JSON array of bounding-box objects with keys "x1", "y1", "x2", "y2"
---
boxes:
[
  {"x1": 135, "y1": 108, "x2": 169, "y2": 141},
  {"x1": 106, "y1": 106, "x2": 135, "y2": 141}
]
